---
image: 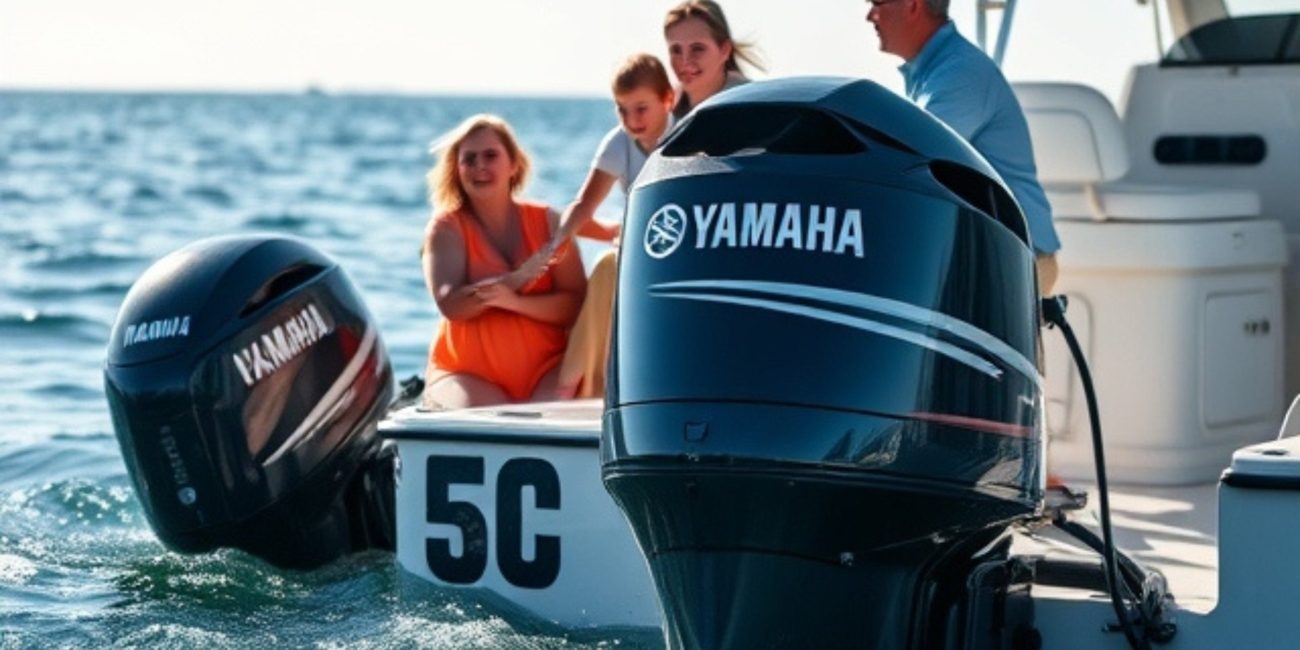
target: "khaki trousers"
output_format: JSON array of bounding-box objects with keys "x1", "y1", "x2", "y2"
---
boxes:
[
  {"x1": 1037, "y1": 254, "x2": 1058, "y2": 297},
  {"x1": 557, "y1": 250, "x2": 617, "y2": 398}
]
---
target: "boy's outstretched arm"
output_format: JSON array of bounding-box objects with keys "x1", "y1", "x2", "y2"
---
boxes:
[
  {"x1": 558, "y1": 168, "x2": 621, "y2": 244},
  {"x1": 509, "y1": 168, "x2": 620, "y2": 289}
]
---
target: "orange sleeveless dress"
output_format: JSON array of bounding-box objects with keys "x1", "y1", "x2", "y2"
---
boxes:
[{"x1": 429, "y1": 201, "x2": 571, "y2": 401}]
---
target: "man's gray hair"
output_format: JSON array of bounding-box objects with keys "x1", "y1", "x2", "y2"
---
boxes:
[{"x1": 923, "y1": 0, "x2": 950, "y2": 16}]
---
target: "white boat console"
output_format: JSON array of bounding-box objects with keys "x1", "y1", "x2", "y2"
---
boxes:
[{"x1": 1016, "y1": 81, "x2": 1287, "y2": 485}]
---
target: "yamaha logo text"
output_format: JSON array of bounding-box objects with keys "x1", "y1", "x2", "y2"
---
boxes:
[
  {"x1": 123, "y1": 315, "x2": 192, "y2": 347},
  {"x1": 644, "y1": 202, "x2": 865, "y2": 259},
  {"x1": 232, "y1": 304, "x2": 332, "y2": 388}
]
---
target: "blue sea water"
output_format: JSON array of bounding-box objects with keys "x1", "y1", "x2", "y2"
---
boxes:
[{"x1": 0, "y1": 91, "x2": 656, "y2": 649}]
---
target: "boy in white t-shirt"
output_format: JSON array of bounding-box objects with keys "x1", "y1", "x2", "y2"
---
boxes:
[
  {"x1": 516, "y1": 54, "x2": 675, "y2": 399},
  {"x1": 526, "y1": 53, "x2": 675, "y2": 261}
]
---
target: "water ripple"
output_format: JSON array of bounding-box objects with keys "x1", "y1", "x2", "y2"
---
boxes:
[
  {"x1": 183, "y1": 185, "x2": 235, "y2": 207},
  {"x1": 243, "y1": 212, "x2": 312, "y2": 231},
  {"x1": 4, "y1": 282, "x2": 133, "y2": 301},
  {"x1": 0, "y1": 311, "x2": 110, "y2": 345},
  {"x1": 23, "y1": 250, "x2": 150, "y2": 273}
]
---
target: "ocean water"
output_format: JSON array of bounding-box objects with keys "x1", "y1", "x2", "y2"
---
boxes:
[{"x1": 0, "y1": 91, "x2": 657, "y2": 649}]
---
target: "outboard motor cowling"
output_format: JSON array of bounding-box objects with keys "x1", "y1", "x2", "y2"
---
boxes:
[
  {"x1": 105, "y1": 235, "x2": 395, "y2": 568},
  {"x1": 603, "y1": 78, "x2": 1044, "y2": 648}
]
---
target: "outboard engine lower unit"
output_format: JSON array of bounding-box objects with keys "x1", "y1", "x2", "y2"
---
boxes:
[
  {"x1": 105, "y1": 236, "x2": 395, "y2": 568},
  {"x1": 603, "y1": 78, "x2": 1045, "y2": 649}
]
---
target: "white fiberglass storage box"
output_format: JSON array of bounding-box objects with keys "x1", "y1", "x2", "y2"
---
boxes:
[
  {"x1": 1045, "y1": 217, "x2": 1286, "y2": 484},
  {"x1": 1015, "y1": 82, "x2": 1288, "y2": 484}
]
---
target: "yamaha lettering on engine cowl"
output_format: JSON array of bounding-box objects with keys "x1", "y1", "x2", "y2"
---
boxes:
[
  {"x1": 104, "y1": 236, "x2": 396, "y2": 569},
  {"x1": 603, "y1": 77, "x2": 1045, "y2": 649}
]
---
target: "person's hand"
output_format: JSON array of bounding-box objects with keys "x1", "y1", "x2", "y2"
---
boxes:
[
  {"x1": 508, "y1": 238, "x2": 567, "y2": 291},
  {"x1": 511, "y1": 246, "x2": 555, "y2": 289},
  {"x1": 470, "y1": 278, "x2": 519, "y2": 310}
]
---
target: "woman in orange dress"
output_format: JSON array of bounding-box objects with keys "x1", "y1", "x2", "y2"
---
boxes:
[{"x1": 421, "y1": 114, "x2": 586, "y2": 409}]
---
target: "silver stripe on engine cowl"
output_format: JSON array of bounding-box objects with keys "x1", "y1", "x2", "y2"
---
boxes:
[
  {"x1": 263, "y1": 323, "x2": 380, "y2": 465},
  {"x1": 649, "y1": 279, "x2": 1041, "y2": 385}
]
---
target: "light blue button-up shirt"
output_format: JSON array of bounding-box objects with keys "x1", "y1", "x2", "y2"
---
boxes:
[{"x1": 900, "y1": 22, "x2": 1060, "y2": 255}]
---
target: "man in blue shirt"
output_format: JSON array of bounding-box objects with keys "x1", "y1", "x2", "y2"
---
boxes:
[{"x1": 867, "y1": 0, "x2": 1060, "y2": 293}]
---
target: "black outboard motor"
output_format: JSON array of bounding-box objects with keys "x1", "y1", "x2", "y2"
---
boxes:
[
  {"x1": 104, "y1": 235, "x2": 396, "y2": 569},
  {"x1": 603, "y1": 78, "x2": 1044, "y2": 649}
]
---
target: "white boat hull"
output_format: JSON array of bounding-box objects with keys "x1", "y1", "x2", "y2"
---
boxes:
[{"x1": 384, "y1": 400, "x2": 660, "y2": 628}]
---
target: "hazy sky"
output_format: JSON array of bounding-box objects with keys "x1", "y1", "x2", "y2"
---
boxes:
[{"x1": 1, "y1": 1, "x2": 1283, "y2": 103}]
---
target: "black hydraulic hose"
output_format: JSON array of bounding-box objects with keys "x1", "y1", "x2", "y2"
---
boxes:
[
  {"x1": 1052, "y1": 518, "x2": 1145, "y2": 596},
  {"x1": 1053, "y1": 517, "x2": 1178, "y2": 644},
  {"x1": 1041, "y1": 296, "x2": 1150, "y2": 650}
]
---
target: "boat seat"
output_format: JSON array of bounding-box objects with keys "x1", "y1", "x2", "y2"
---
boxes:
[
  {"x1": 1013, "y1": 82, "x2": 1260, "y2": 222},
  {"x1": 1047, "y1": 181, "x2": 1260, "y2": 221}
]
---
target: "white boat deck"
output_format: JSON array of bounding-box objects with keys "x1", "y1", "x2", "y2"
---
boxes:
[
  {"x1": 1014, "y1": 482, "x2": 1220, "y2": 614},
  {"x1": 382, "y1": 399, "x2": 603, "y2": 439}
]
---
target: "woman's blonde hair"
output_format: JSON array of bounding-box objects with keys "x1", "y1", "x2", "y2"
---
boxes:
[
  {"x1": 663, "y1": 0, "x2": 764, "y2": 74},
  {"x1": 426, "y1": 114, "x2": 532, "y2": 213}
]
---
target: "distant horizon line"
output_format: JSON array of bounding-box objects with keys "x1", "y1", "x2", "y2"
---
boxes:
[{"x1": 0, "y1": 84, "x2": 609, "y2": 101}]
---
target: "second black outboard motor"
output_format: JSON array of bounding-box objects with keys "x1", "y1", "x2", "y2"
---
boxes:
[
  {"x1": 603, "y1": 78, "x2": 1044, "y2": 649},
  {"x1": 104, "y1": 236, "x2": 395, "y2": 569}
]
